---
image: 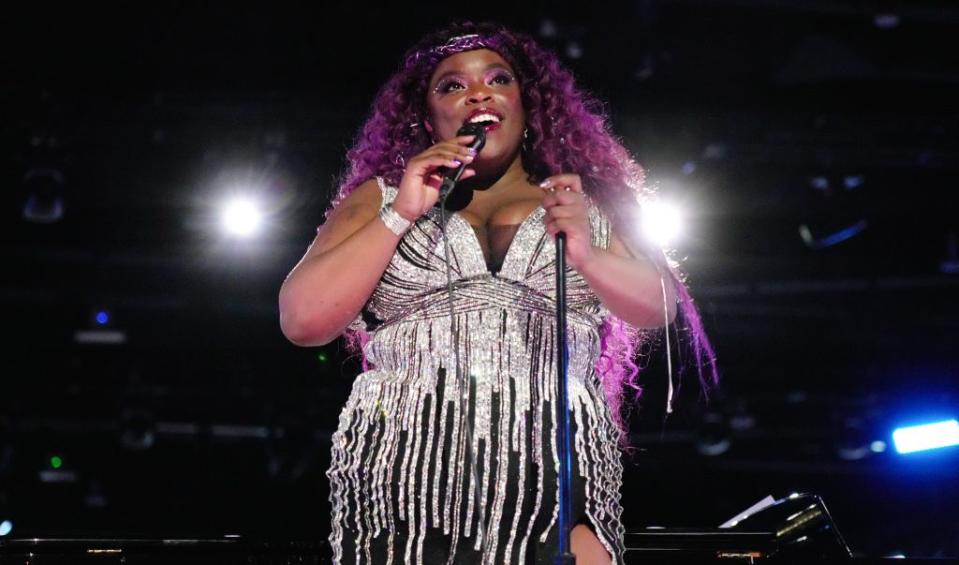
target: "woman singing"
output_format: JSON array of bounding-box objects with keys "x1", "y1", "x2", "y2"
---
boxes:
[{"x1": 279, "y1": 21, "x2": 715, "y2": 564}]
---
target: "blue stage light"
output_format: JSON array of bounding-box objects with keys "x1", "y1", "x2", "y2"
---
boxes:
[
  {"x1": 892, "y1": 420, "x2": 959, "y2": 454},
  {"x1": 95, "y1": 311, "x2": 110, "y2": 325}
]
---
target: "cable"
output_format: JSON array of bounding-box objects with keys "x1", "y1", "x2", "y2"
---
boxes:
[
  {"x1": 435, "y1": 187, "x2": 675, "y2": 558},
  {"x1": 659, "y1": 272, "x2": 675, "y2": 414},
  {"x1": 612, "y1": 212, "x2": 677, "y2": 416},
  {"x1": 438, "y1": 200, "x2": 492, "y2": 559}
]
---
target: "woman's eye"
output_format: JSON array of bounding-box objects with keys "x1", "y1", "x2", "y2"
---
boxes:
[
  {"x1": 436, "y1": 81, "x2": 464, "y2": 93},
  {"x1": 490, "y1": 73, "x2": 514, "y2": 85}
]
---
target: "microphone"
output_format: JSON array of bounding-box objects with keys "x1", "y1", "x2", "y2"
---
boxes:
[{"x1": 438, "y1": 122, "x2": 487, "y2": 207}]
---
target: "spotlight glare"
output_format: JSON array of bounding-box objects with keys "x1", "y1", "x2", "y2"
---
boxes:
[
  {"x1": 843, "y1": 175, "x2": 865, "y2": 190},
  {"x1": 0, "y1": 520, "x2": 11, "y2": 536},
  {"x1": 808, "y1": 176, "x2": 829, "y2": 191},
  {"x1": 874, "y1": 13, "x2": 900, "y2": 29},
  {"x1": 641, "y1": 200, "x2": 683, "y2": 247},
  {"x1": 221, "y1": 199, "x2": 262, "y2": 237},
  {"x1": 538, "y1": 18, "x2": 558, "y2": 38},
  {"x1": 892, "y1": 419, "x2": 959, "y2": 454}
]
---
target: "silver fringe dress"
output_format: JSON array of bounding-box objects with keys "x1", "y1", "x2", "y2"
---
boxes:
[{"x1": 328, "y1": 178, "x2": 625, "y2": 564}]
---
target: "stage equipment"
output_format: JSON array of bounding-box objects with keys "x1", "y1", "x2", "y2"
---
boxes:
[
  {"x1": 625, "y1": 492, "x2": 854, "y2": 563},
  {"x1": 893, "y1": 419, "x2": 959, "y2": 454}
]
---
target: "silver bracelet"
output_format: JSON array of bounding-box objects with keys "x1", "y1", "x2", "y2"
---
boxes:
[{"x1": 378, "y1": 205, "x2": 412, "y2": 236}]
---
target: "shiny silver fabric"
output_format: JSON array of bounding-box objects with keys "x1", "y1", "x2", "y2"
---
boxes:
[{"x1": 328, "y1": 178, "x2": 625, "y2": 564}]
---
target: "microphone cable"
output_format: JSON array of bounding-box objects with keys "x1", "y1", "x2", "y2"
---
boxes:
[
  {"x1": 438, "y1": 201, "x2": 493, "y2": 556},
  {"x1": 435, "y1": 121, "x2": 493, "y2": 556},
  {"x1": 609, "y1": 204, "x2": 678, "y2": 414}
]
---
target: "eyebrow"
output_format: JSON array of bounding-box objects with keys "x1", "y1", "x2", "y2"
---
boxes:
[{"x1": 430, "y1": 63, "x2": 514, "y2": 87}]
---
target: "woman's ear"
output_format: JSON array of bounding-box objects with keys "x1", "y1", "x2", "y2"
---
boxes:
[{"x1": 423, "y1": 120, "x2": 437, "y2": 143}]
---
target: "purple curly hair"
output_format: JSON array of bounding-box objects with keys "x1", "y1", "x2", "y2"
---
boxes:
[{"x1": 332, "y1": 22, "x2": 717, "y2": 438}]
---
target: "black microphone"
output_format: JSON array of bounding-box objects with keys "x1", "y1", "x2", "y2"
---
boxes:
[{"x1": 438, "y1": 122, "x2": 487, "y2": 207}]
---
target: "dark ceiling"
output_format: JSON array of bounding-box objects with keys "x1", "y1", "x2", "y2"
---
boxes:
[{"x1": 4, "y1": 0, "x2": 956, "y2": 375}]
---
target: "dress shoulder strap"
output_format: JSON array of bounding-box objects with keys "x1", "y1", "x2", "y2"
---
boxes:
[
  {"x1": 375, "y1": 176, "x2": 399, "y2": 206},
  {"x1": 587, "y1": 201, "x2": 612, "y2": 250}
]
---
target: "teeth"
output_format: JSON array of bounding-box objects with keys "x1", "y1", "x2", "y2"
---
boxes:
[{"x1": 468, "y1": 113, "x2": 501, "y2": 124}]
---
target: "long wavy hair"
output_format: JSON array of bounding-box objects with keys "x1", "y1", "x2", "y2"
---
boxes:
[{"x1": 331, "y1": 22, "x2": 717, "y2": 438}]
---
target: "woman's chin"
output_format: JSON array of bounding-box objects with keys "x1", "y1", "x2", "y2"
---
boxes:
[{"x1": 477, "y1": 143, "x2": 522, "y2": 165}]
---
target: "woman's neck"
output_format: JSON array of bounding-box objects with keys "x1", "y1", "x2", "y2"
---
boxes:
[{"x1": 460, "y1": 153, "x2": 538, "y2": 203}]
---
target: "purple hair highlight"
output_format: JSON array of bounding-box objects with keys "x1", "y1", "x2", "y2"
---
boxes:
[{"x1": 330, "y1": 22, "x2": 718, "y2": 440}]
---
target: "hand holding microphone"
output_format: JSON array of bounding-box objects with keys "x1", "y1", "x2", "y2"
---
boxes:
[
  {"x1": 438, "y1": 122, "x2": 487, "y2": 204},
  {"x1": 393, "y1": 129, "x2": 482, "y2": 221}
]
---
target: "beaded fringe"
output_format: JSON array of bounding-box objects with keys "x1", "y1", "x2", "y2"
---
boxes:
[
  {"x1": 327, "y1": 178, "x2": 625, "y2": 564},
  {"x1": 328, "y1": 310, "x2": 624, "y2": 564}
]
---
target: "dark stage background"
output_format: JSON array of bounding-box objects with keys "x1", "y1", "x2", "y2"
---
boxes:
[{"x1": 2, "y1": 1, "x2": 958, "y2": 560}]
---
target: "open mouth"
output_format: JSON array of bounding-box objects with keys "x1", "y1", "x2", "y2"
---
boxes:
[{"x1": 464, "y1": 109, "x2": 503, "y2": 132}]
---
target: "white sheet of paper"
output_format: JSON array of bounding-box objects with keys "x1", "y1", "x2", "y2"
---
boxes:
[{"x1": 719, "y1": 495, "x2": 777, "y2": 528}]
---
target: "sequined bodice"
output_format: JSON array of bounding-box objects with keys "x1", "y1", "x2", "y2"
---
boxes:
[
  {"x1": 362, "y1": 178, "x2": 610, "y2": 379},
  {"x1": 329, "y1": 178, "x2": 625, "y2": 564}
]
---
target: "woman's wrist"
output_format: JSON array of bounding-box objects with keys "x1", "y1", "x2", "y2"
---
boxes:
[
  {"x1": 378, "y1": 204, "x2": 413, "y2": 236},
  {"x1": 388, "y1": 199, "x2": 420, "y2": 222}
]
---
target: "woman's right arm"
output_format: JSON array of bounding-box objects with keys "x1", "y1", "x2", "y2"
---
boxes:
[
  {"x1": 278, "y1": 179, "x2": 396, "y2": 347},
  {"x1": 278, "y1": 137, "x2": 477, "y2": 347}
]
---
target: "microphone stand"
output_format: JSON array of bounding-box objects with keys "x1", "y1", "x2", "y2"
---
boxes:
[
  {"x1": 554, "y1": 232, "x2": 576, "y2": 565},
  {"x1": 439, "y1": 132, "x2": 574, "y2": 562}
]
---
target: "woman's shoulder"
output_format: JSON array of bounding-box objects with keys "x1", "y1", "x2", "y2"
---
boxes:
[
  {"x1": 335, "y1": 177, "x2": 389, "y2": 212},
  {"x1": 316, "y1": 179, "x2": 384, "y2": 237}
]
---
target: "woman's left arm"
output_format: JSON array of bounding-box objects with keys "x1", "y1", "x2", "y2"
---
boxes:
[{"x1": 541, "y1": 173, "x2": 676, "y2": 329}]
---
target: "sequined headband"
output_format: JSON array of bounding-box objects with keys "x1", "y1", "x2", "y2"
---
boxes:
[{"x1": 405, "y1": 32, "x2": 504, "y2": 67}]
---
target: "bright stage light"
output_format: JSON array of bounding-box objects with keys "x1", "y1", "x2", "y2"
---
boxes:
[
  {"x1": 641, "y1": 200, "x2": 683, "y2": 247},
  {"x1": 221, "y1": 199, "x2": 262, "y2": 237},
  {"x1": 0, "y1": 520, "x2": 11, "y2": 536},
  {"x1": 892, "y1": 419, "x2": 959, "y2": 454}
]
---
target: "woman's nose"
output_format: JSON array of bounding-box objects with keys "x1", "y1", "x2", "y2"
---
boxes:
[{"x1": 466, "y1": 85, "x2": 493, "y2": 104}]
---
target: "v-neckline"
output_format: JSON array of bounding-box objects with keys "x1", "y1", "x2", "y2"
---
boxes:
[{"x1": 449, "y1": 205, "x2": 545, "y2": 277}]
